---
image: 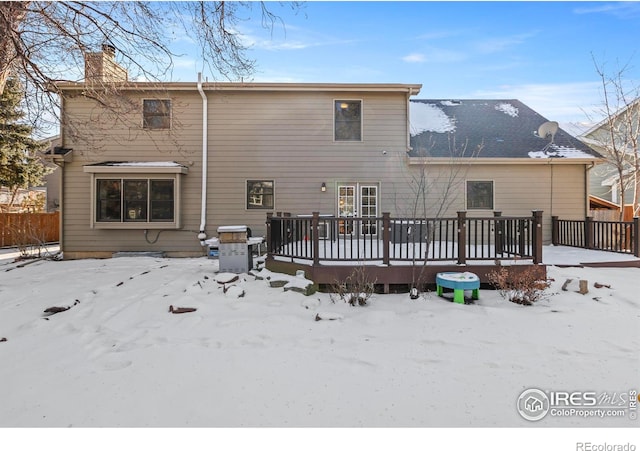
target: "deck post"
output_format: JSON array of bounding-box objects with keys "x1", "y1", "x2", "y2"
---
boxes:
[
  {"x1": 457, "y1": 211, "x2": 467, "y2": 265},
  {"x1": 382, "y1": 212, "x2": 390, "y2": 266},
  {"x1": 585, "y1": 216, "x2": 594, "y2": 249},
  {"x1": 493, "y1": 211, "x2": 503, "y2": 257},
  {"x1": 532, "y1": 210, "x2": 543, "y2": 264},
  {"x1": 633, "y1": 217, "x2": 640, "y2": 257},
  {"x1": 551, "y1": 215, "x2": 559, "y2": 246},
  {"x1": 312, "y1": 212, "x2": 320, "y2": 266},
  {"x1": 266, "y1": 212, "x2": 273, "y2": 260}
]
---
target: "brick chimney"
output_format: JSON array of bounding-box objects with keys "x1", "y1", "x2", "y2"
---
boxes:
[{"x1": 84, "y1": 44, "x2": 128, "y2": 83}]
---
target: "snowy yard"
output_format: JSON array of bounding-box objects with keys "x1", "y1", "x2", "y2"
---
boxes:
[{"x1": 0, "y1": 245, "x2": 638, "y2": 440}]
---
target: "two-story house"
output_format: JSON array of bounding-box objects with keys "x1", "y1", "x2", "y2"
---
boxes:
[{"x1": 52, "y1": 48, "x2": 599, "y2": 260}]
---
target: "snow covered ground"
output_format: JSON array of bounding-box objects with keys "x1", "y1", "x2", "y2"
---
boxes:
[{"x1": 1, "y1": 245, "x2": 638, "y2": 448}]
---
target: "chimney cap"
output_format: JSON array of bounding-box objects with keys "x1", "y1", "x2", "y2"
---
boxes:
[{"x1": 101, "y1": 43, "x2": 116, "y2": 56}]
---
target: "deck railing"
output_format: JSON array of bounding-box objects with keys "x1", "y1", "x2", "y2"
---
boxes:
[
  {"x1": 552, "y1": 215, "x2": 639, "y2": 257},
  {"x1": 267, "y1": 210, "x2": 543, "y2": 265}
]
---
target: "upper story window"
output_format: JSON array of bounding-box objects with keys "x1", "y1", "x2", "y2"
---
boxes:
[
  {"x1": 466, "y1": 180, "x2": 494, "y2": 210},
  {"x1": 143, "y1": 99, "x2": 171, "y2": 129},
  {"x1": 334, "y1": 100, "x2": 362, "y2": 141}
]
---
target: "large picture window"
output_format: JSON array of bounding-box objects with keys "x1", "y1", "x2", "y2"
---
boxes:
[
  {"x1": 246, "y1": 180, "x2": 274, "y2": 209},
  {"x1": 466, "y1": 180, "x2": 494, "y2": 210},
  {"x1": 334, "y1": 100, "x2": 362, "y2": 141},
  {"x1": 85, "y1": 162, "x2": 186, "y2": 229},
  {"x1": 143, "y1": 99, "x2": 171, "y2": 129},
  {"x1": 96, "y1": 178, "x2": 175, "y2": 222}
]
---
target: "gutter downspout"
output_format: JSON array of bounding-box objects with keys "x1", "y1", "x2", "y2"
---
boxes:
[
  {"x1": 585, "y1": 161, "x2": 595, "y2": 216},
  {"x1": 197, "y1": 73, "x2": 208, "y2": 245}
]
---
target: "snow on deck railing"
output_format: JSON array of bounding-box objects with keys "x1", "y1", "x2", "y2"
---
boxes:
[{"x1": 266, "y1": 211, "x2": 544, "y2": 265}]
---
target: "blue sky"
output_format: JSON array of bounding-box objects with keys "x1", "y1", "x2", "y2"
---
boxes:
[{"x1": 169, "y1": 1, "x2": 640, "y2": 128}]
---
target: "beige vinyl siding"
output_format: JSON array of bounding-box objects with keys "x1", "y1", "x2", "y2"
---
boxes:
[
  {"x1": 204, "y1": 90, "x2": 409, "y2": 237},
  {"x1": 61, "y1": 88, "x2": 412, "y2": 256},
  {"x1": 62, "y1": 91, "x2": 205, "y2": 256},
  {"x1": 401, "y1": 163, "x2": 589, "y2": 244}
]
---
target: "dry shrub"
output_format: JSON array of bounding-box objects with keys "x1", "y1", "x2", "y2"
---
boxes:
[
  {"x1": 488, "y1": 266, "x2": 549, "y2": 305},
  {"x1": 7, "y1": 219, "x2": 47, "y2": 259},
  {"x1": 330, "y1": 265, "x2": 376, "y2": 306}
]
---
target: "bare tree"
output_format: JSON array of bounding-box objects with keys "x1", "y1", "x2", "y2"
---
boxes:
[
  {"x1": 0, "y1": 1, "x2": 301, "y2": 130},
  {"x1": 584, "y1": 57, "x2": 640, "y2": 218},
  {"x1": 396, "y1": 133, "x2": 483, "y2": 294}
]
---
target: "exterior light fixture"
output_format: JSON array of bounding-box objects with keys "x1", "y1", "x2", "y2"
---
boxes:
[{"x1": 321, "y1": 182, "x2": 327, "y2": 192}]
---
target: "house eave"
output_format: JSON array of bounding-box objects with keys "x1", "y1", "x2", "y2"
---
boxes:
[
  {"x1": 406, "y1": 156, "x2": 603, "y2": 165},
  {"x1": 43, "y1": 147, "x2": 73, "y2": 164},
  {"x1": 83, "y1": 161, "x2": 189, "y2": 174},
  {"x1": 54, "y1": 81, "x2": 422, "y2": 95}
]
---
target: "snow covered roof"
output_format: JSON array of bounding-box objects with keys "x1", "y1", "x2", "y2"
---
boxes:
[
  {"x1": 83, "y1": 161, "x2": 189, "y2": 174},
  {"x1": 409, "y1": 100, "x2": 601, "y2": 160}
]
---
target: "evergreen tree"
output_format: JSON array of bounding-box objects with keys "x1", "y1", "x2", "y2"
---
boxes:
[{"x1": 0, "y1": 77, "x2": 51, "y2": 211}]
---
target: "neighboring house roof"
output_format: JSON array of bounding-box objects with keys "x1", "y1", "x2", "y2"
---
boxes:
[
  {"x1": 601, "y1": 168, "x2": 634, "y2": 186},
  {"x1": 409, "y1": 99, "x2": 602, "y2": 160},
  {"x1": 589, "y1": 195, "x2": 620, "y2": 210},
  {"x1": 579, "y1": 96, "x2": 640, "y2": 139}
]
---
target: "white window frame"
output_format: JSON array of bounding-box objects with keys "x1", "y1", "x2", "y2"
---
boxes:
[
  {"x1": 334, "y1": 99, "x2": 363, "y2": 142},
  {"x1": 465, "y1": 180, "x2": 495, "y2": 211},
  {"x1": 84, "y1": 164, "x2": 187, "y2": 229},
  {"x1": 336, "y1": 182, "x2": 379, "y2": 236}
]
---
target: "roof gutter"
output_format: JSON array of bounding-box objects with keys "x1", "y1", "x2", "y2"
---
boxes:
[
  {"x1": 406, "y1": 156, "x2": 602, "y2": 165},
  {"x1": 197, "y1": 73, "x2": 208, "y2": 245}
]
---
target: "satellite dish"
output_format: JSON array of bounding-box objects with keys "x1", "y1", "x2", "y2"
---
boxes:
[{"x1": 537, "y1": 121, "x2": 559, "y2": 143}]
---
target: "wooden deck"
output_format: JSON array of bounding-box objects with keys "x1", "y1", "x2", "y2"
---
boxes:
[
  {"x1": 265, "y1": 211, "x2": 546, "y2": 292},
  {"x1": 265, "y1": 258, "x2": 546, "y2": 293}
]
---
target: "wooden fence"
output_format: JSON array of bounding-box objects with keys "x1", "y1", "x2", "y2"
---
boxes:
[
  {"x1": 0, "y1": 212, "x2": 60, "y2": 247},
  {"x1": 552, "y1": 215, "x2": 639, "y2": 257}
]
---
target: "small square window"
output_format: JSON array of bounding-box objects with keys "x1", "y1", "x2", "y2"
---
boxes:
[
  {"x1": 247, "y1": 180, "x2": 274, "y2": 209},
  {"x1": 335, "y1": 100, "x2": 362, "y2": 141},
  {"x1": 143, "y1": 99, "x2": 171, "y2": 129},
  {"x1": 467, "y1": 181, "x2": 494, "y2": 210}
]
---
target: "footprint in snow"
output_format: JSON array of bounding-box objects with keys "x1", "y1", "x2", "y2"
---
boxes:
[{"x1": 102, "y1": 360, "x2": 133, "y2": 371}]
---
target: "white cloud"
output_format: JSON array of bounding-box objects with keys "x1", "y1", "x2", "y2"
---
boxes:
[
  {"x1": 172, "y1": 58, "x2": 197, "y2": 69},
  {"x1": 402, "y1": 53, "x2": 426, "y2": 63},
  {"x1": 573, "y1": 2, "x2": 640, "y2": 18},
  {"x1": 473, "y1": 32, "x2": 538, "y2": 54},
  {"x1": 402, "y1": 47, "x2": 467, "y2": 64}
]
